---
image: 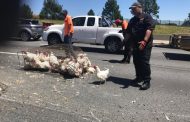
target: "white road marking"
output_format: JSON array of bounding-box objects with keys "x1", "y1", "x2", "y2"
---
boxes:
[{"x1": 0, "y1": 51, "x2": 22, "y2": 56}]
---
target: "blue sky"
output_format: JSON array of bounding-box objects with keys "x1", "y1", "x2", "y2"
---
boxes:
[{"x1": 25, "y1": 0, "x2": 190, "y2": 21}]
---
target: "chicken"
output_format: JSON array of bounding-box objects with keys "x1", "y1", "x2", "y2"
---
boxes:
[
  {"x1": 77, "y1": 53, "x2": 87, "y2": 58},
  {"x1": 37, "y1": 61, "x2": 51, "y2": 69},
  {"x1": 63, "y1": 57, "x2": 71, "y2": 64},
  {"x1": 94, "y1": 66, "x2": 109, "y2": 84},
  {"x1": 49, "y1": 52, "x2": 59, "y2": 69},
  {"x1": 36, "y1": 51, "x2": 50, "y2": 62},
  {"x1": 86, "y1": 66, "x2": 96, "y2": 74},
  {"x1": 77, "y1": 53, "x2": 91, "y2": 69},
  {"x1": 59, "y1": 60, "x2": 67, "y2": 72},
  {"x1": 32, "y1": 57, "x2": 51, "y2": 69},
  {"x1": 66, "y1": 60, "x2": 81, "y2": 77},
  {"x1": 21, "y1": 51, "x2": 38, "y2": 62}
]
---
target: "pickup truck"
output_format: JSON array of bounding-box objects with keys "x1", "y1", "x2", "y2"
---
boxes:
[{"x1": 42, "y1": 16, "x2": 124, "y2": 53}]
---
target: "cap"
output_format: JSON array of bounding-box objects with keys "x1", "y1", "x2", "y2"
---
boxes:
[
  {"x1": 63, "y1": 9, "x2": 68, "y2": 15},
  {"x1": 129, "y1": 2, "x2": 142, "y2": 9}
]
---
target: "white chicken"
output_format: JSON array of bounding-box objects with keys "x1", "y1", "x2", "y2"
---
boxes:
[
  {"x1": 77, "y1": 53, "x2": 92, "y2": 69},
  {"x1": 77, "y1": 53, "x2": 87, "y2": 58},
  {"x1": 59, "y1": 60, "x2": 67, "y2": 72},
  {"x1": 32, "y1": 57, "x2": 51, "y2": 69},
  {"x1": 49, "y1": 52, "x2": 59, "y2": 68},
  {"x1": 36, "y1": 51, "x2": 50, "y2": 62},
  {"x1": 94, "y1": 66, "x2": 109, "y2": 84},
  {"x1": 63, "y1": 57, "x2": 71, "y2": 64},
  {"x1": 37, "y1": 61, "x2": 51, "y2": 69},
  {"x1": 66, "y1": 60, "x2": 81, "y2": 77},
  {"x1": 86, "y1": 66, "x2": 96, "y2": 74},
  {"x1": 21, "y1": 51, "x2": 38, "y2": 62}
]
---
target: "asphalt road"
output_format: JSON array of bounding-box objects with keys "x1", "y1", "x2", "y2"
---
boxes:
[{"x1": 0, "y1": 39, "x2": 190, "y2": 122}]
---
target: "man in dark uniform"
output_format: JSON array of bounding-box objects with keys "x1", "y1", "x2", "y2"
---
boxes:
[
  {"x1": 115, "y1": 19, "x2": 132, "y2": 64},
  {"x1": 125, "y1": 2, "x2": 155, "y2": 90}
]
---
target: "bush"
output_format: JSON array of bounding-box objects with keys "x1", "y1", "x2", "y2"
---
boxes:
[{"x1": 163, "y1": 23, "x2": 177, "y2": 26}]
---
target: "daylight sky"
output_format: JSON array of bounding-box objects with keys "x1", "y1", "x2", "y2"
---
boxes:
[{"x1": 24, "y1": 0, "x2": 190, "y2": 21}]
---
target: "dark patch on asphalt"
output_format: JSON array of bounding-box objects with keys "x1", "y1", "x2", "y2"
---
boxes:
[
  {"x1": 102, "y1": 59, "x2": 123, "y2": 63},
  {"x1": 107, "y1": 76, "x2": 141, "y2": 89},
  {"x1": 163, "y1": 52, "x2": 190, "y2": 61}
]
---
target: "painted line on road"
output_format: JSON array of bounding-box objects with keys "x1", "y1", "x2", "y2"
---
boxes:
[{"x1": 0, "y1": 51, "x2": 22, "y2": 56}]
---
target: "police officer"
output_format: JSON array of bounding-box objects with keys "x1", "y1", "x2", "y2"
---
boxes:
[
  {"x1": 115, "y1": 19, "x2": 132, "y2": 64},
  {"x1": 125, "y1": 2, "x2": 155, "y2": 90}
]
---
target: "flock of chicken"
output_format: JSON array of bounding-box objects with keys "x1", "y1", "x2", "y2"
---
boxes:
[{"x1": 20, "y1": 51, "x2": 109, "y2": 84}]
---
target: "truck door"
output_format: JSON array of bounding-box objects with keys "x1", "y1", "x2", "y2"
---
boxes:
[
  {"x1": 80, "y1": 17, "x2": 97, "y2": 43},
  {"x1": 96, "y1": 18, "x2": 110, "y2": 44},
  {"x1": 72, "y1": 17, "x2": 86, "y2": 42}
]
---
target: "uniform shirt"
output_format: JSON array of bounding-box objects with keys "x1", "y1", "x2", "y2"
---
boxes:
[
  {"x1": 64, "y1": 15, "x2": 74, "y2": 36},
  {"x1": 126, "y1": 13, "x2": 155, "y2": 48}
]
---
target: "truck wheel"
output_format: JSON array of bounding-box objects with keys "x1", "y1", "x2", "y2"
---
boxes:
[
  {"x1": 48, "y1": 34, "x2": 61, "y2": 45},
  {"x1": 105, "y1": 37, "x2": 122, "y2": 53},
  {"x1": 20, "y1": 31, "x2": 31, "y2": 41}
]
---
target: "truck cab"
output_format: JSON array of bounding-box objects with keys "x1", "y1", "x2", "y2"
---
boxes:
[{"x1": 42, "y1": 16, "x2": 124, "y2": 53}]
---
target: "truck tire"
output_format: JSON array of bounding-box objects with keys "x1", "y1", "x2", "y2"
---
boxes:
[
  {"x1": 48, "y1": 34, "x2": 61, "y2": 45},
  {"x1": 105, "y1": 37, "x2": 122, "y2": 53},
  {"x1": 20, "y1": 31, "x2": 31, "y2": 41}
]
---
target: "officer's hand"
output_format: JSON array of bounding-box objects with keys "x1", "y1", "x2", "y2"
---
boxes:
[{"x1": 138, "y1": 40, "x2": 147, "y2": 50}]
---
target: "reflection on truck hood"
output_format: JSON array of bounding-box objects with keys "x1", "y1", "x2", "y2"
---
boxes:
[{"x1": 49, "y1": 24, "x2": 64, "y2": 30}]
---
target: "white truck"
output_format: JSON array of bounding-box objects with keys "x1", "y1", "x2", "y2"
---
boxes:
[{"x1": 42, "y1": 16, "x2": 124, "y2": 53}]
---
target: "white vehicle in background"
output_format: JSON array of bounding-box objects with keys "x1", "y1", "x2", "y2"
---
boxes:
[{"x1": 42, "y1": 16, "x2": 124, "y2": 53}]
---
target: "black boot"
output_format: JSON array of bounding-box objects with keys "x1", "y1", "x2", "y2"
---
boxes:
[
  {"x1": 120, "y1": 57, "x2": 128, "y2": 63},
  {"x1": 133, "y1": 77, "x2": 143, "y2": 84},
  {"x1": 126, "y1": 60, "x2": 130, "y2": 64},
  {"x1": 140, "y1": 80, "x2": 150, "y2": 90}
]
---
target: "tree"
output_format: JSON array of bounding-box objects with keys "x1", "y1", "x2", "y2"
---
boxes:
[
  {"x1": 39, "y1": 0, "x2": 63, "y2": 20},
  {"x1": 19, "y1": 4, "x2": 33, "y2": 19},
  {"x1": 182, "y1": 13, "x2": 190, "y2": 26},
  {"x1": 87, "y1": 9, "x2": 95, "y2": 16},
  {"x1": 102, "y1": 0, "x2": 123, "y2": 20},
  {"x1": 137, "y1": 0, "x2": 159, "y2": 18}
]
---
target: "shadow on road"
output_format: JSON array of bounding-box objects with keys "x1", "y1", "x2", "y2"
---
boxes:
[
  {"x1": 153, "y1": 45, "x2": 170, "y2": 48},
  {"x1": 102, "y1": 59, "x2": 122, "y2": 63},
  {"x1": 90, "y1": 76, "x2": 141, "y2": 89},
  {"x1": 163, "y1": 52, "x2": 190, "y2": 61}
]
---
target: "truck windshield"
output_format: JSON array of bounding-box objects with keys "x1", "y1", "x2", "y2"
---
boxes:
[{"x1": 31, "y1": 20, "x2": 39, "y2": 25}]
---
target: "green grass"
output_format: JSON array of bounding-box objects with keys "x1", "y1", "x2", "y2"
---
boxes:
[
  {"x1": 39, "y1": 19, "x2": 190, "y2": 35},
  {"x1": 154, "y1": 25, "x2": 190, "y2": 35}
]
